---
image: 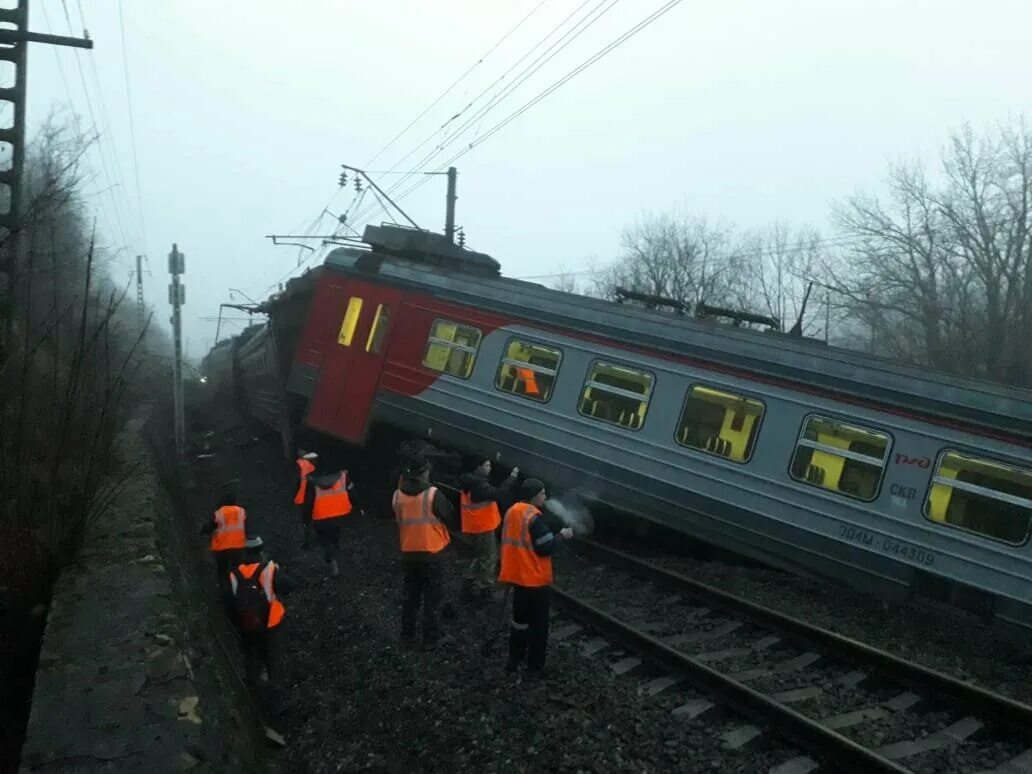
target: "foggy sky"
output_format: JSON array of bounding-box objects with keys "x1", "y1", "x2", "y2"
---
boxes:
[{"x1": 25, "y1": 0, "x2": 1031, "y2": 357}]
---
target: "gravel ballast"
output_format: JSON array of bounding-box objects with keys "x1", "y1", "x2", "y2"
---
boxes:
[{"x1": 189, "y1": 424, "x2": 797, "y2": 773}]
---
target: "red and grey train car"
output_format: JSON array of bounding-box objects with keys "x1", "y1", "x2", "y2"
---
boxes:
[{"x1": 210, "y1": 224, "x2": 1032, "y2": 639}]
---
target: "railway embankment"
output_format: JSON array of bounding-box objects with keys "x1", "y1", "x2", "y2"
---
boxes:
[{"x1": 17, "y1": 411, "x2": 265, "y2": 773}]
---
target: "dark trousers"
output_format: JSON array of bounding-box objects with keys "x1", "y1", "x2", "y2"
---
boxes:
[
  {"x1": 240, "y1": 625, "x2": 279, "y2": 685},
  {"x1": 509, "y1": 585, "x2": 551, "y2": 672},
  {"x1": 213, "y1": 548, "x2": 241, "y2": 589},
  {"x1": 312, "y1": 518, "x2": 342, "y2": 563},
  {"x1": 402, "y1": 558, "x2": 443, "y2": 642}
]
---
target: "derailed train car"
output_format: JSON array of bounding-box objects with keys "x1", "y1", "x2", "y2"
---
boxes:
[{"x1": 206, "y1": 224, "x2": 1032, "y2": 640}]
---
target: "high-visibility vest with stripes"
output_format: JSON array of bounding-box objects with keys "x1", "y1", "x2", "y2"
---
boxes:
[
  {"x1": 312, "y1": 472, "x2": 353, "y2": 521},
  {"x1": 393, "y1": 486, "x2": 450, "y2": 554},
  {"x1": 210, "y1": 505, "x2": 247, "y2": 551},
  {"x1": 294, "y1": 458, "x2": 316, "y2": 505},
  {"x1": 229, "y1": 562, "x2": 285, "y2": 628},
  {"x1": 498, "y1": 502, "x2": 553, "y2": 587},
  {"x1": 460, "y1": 490, "x2": 502, "y2": 535}
]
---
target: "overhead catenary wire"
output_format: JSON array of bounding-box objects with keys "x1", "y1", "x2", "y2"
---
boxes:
[
  {"x1": 55, "y1": 0, "x2": 138, "y2": 263},
  {"x1": 393, "y1": 0, "x2": 688, "y2": 208},
  {"x1": 363, "y1": 0, "x2": 551, "y2": 169},
  {"x1": 376, "y1": 0, "x2": 608, "y2": 180},
  {"x1": 510, "y1": 233, "x2": 871, "y2": 283},
  {"x1": 351, "y1": 0, "x2": 618, "y2": 227},
  {"x1": 117, "y1": 0, "x2": 148, "y2": 256}
]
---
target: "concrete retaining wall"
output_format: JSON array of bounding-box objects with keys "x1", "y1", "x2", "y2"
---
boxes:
[{"x1": 18, "y1": 412, "x2": 265, "y2": 772}]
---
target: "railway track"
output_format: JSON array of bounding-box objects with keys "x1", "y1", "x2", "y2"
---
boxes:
[{"x1": 550, "y1": 539, "x2": 1032, "y2": 774}]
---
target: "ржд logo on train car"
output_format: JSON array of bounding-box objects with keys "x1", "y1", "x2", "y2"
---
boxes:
[{"x1": 894, "y1": 453, "x2": 931, "y2": 469}]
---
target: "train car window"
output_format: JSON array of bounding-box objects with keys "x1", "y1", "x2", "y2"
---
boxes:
[
  {"x1": 422, "y1": 319, "x2": 482, "y2": 379},
  {"x1": 495, "y1": 339, "x2": 562, "y2": 402},
  {"x1": 924, "y1": 451, "x2": 1032, "y2": 545},
  {"x1": 365, "y1": 304, "x2": 391, "y2": 354},
  {"x1": 337, "y1": 297, "x2": 364, "y2": 347},
  {"x1": 789, "y1": 416, "x2": 889, "y2": 501},
  {"x1": 675, "y1": 385, "x2": 764, "y2": 463},
  {"x1": 578, "y1": 361, "x2": 653, "y2": 430}
]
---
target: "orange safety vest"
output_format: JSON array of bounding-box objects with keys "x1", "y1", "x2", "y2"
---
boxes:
[
  {"x1": 516, "y1": 367, "x2": 541, "y2": 396},
  {"x1": 294, "y1": 458, "x2": 316, "y2": 505},
  {"x1": 312, "y1": 472, "x2": 353, "y2": 521},
  {"x1": 460, "y1": 491, "x2": 502, "y2": 534},
  {"x1": 393, "y1": 486, "x2": 450, "y2": 554},
  {"x1": 230, "y1": 562, "x2": 285, "y2": 628},
  {"x1": 210, "y1": 505, "x2": 247, "y2": 552},
  {"x1": 498, "y1": 502, "x2": 553, "y2": 587}
]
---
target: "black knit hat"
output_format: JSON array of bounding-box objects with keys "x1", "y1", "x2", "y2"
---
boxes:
[
  {"x1": 465, "y1": 453, "x2": 490, "y2": 472},
  {"x1": 519, "y1": 478, "x2": 545, "y2": 500},
  {"x1": 402, "y1": 454, "x2": 430, "y2": 477}
]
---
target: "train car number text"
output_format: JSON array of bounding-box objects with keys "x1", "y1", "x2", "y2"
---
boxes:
[
  {"x1": 882, "y1": 538, "x2": 935, "y2": 566},
  {"x1": 840, "y1": 525, "x2": 874, "y2": 545}
]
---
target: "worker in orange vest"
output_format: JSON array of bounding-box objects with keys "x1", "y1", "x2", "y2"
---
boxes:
[
  {"x1": 228, "y1": 535, "x2": 293, "y2": 687},
  {"x1": 294, "y1": 449, "x2": 318, "y2": 548},
  {"x1": 498, "y1": 479, "x2": 572, "y2": 677},
  {"x1": 515, "y1": 367, "x2": 541, "y2": 397},
  {"x1": 200, "y1": 491, "x2": 247, "y2": 585},
  {"x1": 393, "y1": 453, "x2": 457, "y2": 649},
  {"x1": 459, "y1": 454, "x2": 519, "y2": 604},
  {"x1": 302, "y1": 466, "x2": 356, "y2": 577}
]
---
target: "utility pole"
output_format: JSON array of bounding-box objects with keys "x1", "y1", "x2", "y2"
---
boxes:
[
  {"x1": 135, "y1": 255, "x2": 145, "y2": 325},
  {"x1": 168, "y1": 244, "x2": 185, "y2": 460},
  {"x1": 0, "y1": 0, "x2": 93, "y2": 357},
  {"x1": 444, "y1": 166, "x2": 457, "y2": 243}
]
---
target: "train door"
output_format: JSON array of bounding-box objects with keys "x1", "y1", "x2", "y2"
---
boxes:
[{"x1": 306, "y1": 278, "x2": 402, "y2": 443}]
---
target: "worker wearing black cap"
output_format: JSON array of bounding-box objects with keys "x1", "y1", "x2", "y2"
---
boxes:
[
  {"x1": 458, "y1": 453, "x2": 519, "y2": 604},
  {"x1": 498, "y1": 478, "x2": 573, "y2": 677},
  {"x1": 393, "y1": 452, "x2": 458, "y2": 649},
  {"x1": 227, "y1": 536, "x2": 294, "y2": 687}
]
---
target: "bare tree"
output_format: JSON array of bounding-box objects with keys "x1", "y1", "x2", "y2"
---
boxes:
[
  {"x1": 831, "y1": 119, "x2": 1032, "y2": 384},
  {"x1": 0, "y1": 117, "x2": 170, "y2": 599},
  {"x1": 596, "y1": 212, "x2": 743, "y2": 308},
  {"x1": 736, "y1": 222, "x2": 830, "y2": 335}
]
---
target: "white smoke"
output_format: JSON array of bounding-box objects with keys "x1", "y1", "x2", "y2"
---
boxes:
[{"x1": 544, "y1": 491, "x2": 595, "y2": 536}]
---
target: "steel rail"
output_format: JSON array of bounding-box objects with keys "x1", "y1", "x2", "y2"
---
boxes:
[
  {"x1": 551, "y1": 587, "x2": 909, "y2": 774},
  {"x1": 573, "y1": 538, "x2": 1032, "y2": 742}
]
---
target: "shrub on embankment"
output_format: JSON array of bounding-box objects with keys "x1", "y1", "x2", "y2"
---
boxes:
[{"x1": 0, "y1": 118, "x2": 172, "y2": 770}]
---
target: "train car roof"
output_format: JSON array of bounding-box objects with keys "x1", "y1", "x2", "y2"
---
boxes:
[{"x1": 321, "y1": 241, "x2": 1032, "y2": 443}]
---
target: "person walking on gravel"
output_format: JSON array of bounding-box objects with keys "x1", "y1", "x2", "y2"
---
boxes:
[
  {"x1": 393, "y1": 453, "x2": 457, "y2": 649},
  {"x1": 459, "y1": 454, "x2": 519, "y2": 605},
  {"x1": 228, "y1": 535, "x2": 293, "y2": 687},
  {"x1": 293, "y1": 449, "x2": 318, "y2": 548},
  {"x1": 201, "y1": 491, "x2": 247, "y2": 588},
  {"x1": 303, "y1": 465, "x2": 356, "y2": 577},
  {"x1": 498, "y1": 478, "x2": 573, "y2": 677}
]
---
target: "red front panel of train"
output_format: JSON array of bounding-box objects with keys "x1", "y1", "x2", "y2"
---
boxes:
[{"x1": 305, "y1": 276, "x2": 402, "y2": 443}]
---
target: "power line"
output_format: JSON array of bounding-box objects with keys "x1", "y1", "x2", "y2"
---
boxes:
[
  {"x1": 363, "y1": 0, "x2": 551, "y2": 168},
  {"x1": 512, "y1": 234, "x2": 869, "y2": 282},
  {"x1": 386, "y1": 0, "x2": 686, "y2": 208},
  {"x1": 357, "y1": 0, "x2": 614, "y2": 222},
  {"x1": 56, "y1": 1, "x2": 137, "y2": 261},
  {"x1": 40, "y1": 2, "x2": 125, "y2": 253},
  {"x1": 117, "y1": 0, "x2": 147, "y2": 255},
  {"x1": 404, "y1": 0, "x2": 620, "y2": 177}
]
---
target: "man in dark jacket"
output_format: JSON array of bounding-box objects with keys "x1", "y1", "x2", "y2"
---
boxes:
[
  {"x1": 458, "y1": 454, "x2": 518, "y2": 604},
  {"x1": 226, "y1": 535, "x2": 294, "y2": 687},
  {"x1": 498, "y1": 478, "x2": 572, "y2": 677},
  {"x1": 393, "y1": 453, "x2": 458, "y2": 649}
]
